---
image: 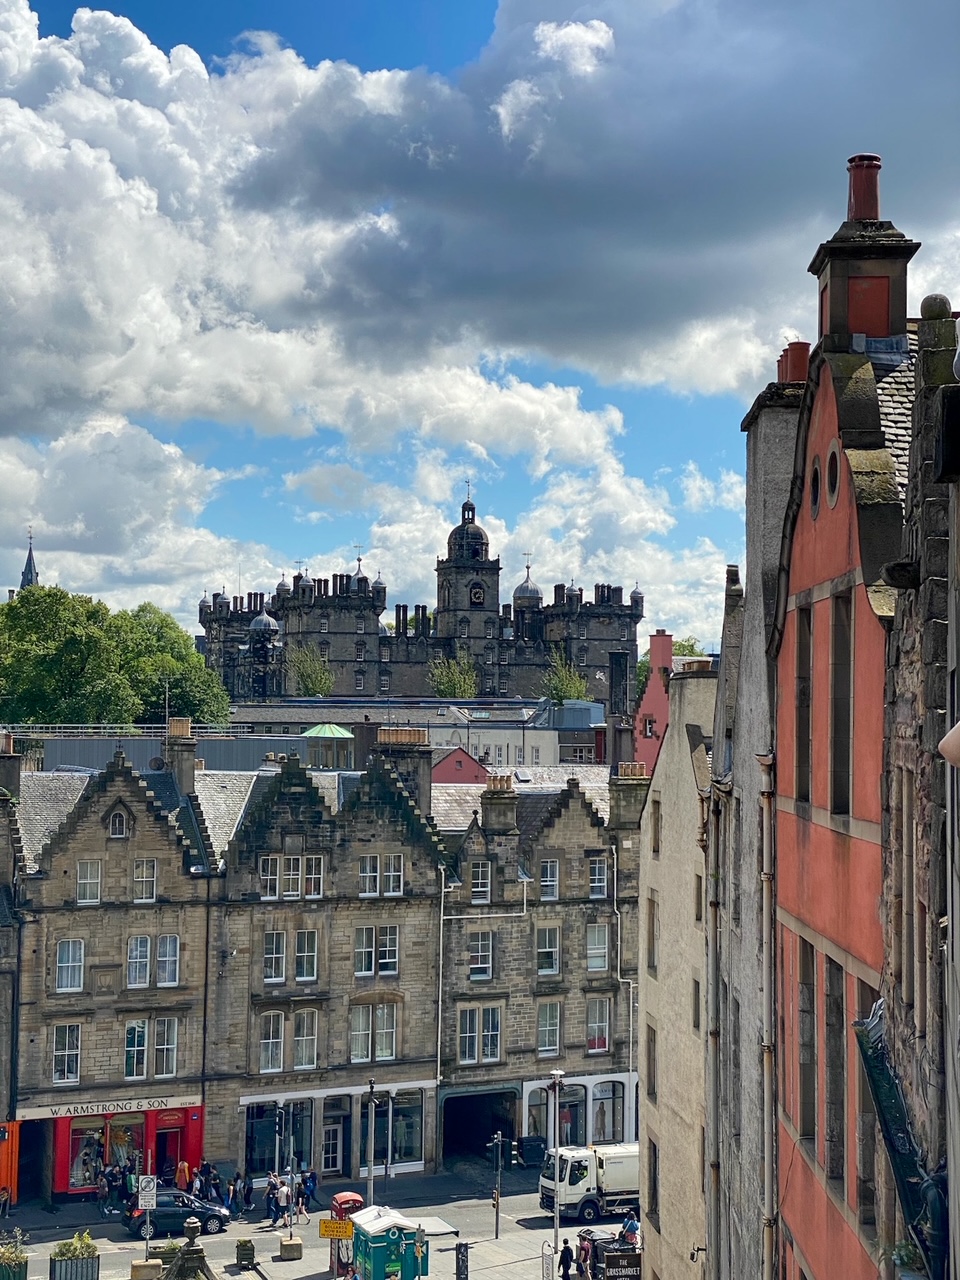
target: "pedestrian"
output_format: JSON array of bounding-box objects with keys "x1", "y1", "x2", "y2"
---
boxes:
[
  {"x1": 275, "y1": 1180, "x2": 291, "y2": 1228},
  {"x1": 243, "y1": 1171, "x2": 255, "y2": 1213},
  {"x1": 96, "y1": 1173, "x2": 110, "y2": 1219},
  {"x1": 175, "y1": 1159, "x2": 190, "y2": 1192},
  {"x1": 621, "y1": 1209, "x2": 639, "y2": 1246},
  {"x1": 265, "y1": 1171, "x2": 279, "y2": 1222},
  {"x1": 305, "y1": 1167, "x2": 320, "y2": 1209},
  {"x1": 224, "y1": 1178, "x2": 234, "y2": 1213},
  {"x1": 232, "y1": 1172, "x2": 245, "y2": 1219},
  {"x1": 294, "y1": 1177, "x2": 310, "y2": 1225},
  {"x1": 576, "y1": 1237, "x2": 591, "y2": 1278},
  {"x1": 558, "y1": 1238, "x2": 574, "y2": 1280},
  {"x1": 191, "y1": 1168, "x2": 203, "y2": 1198},
  {"x1": 209, "y1": 1165, "x2": 223, "y2": 1203}
]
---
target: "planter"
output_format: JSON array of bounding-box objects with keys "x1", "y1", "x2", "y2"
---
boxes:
[
  {"x1": 50, "y1": 1259, "x2": 100, "y2": 1280},
  {"x1": 235, "y1": 1242, "x2": 256, "y2": 1270},
  {"x1": 0, "y1": 1262, "x2": 27, "y2": 1280}
]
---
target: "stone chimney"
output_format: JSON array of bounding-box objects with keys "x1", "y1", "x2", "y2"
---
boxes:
[
  {"x1": 167, "y1": 717, "x2": 196, "y2": 796},
  {"x1": 377, "y1": 727, "x2": 432, "y2": 815},
  {"x1": 0, "y1": 732, "x2": 20, "y2": 801},
  {"x1": 608, "y1": 760, "x2": 650, "y2": 832},
  {"x1": 808, "y1": 154, "x2": 919, "y2": 350},
  {"x1": 480, "y1": 774, "x2": 518, "y2": 834}
]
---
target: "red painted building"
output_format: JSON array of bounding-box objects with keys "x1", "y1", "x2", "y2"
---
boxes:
[
  {"x1": 431, "y1": 746, "x2": 490, "y2": 784},
  {"x1": 771, "y1": 156, "x2": 918, "y2": 1280},
  {"x1": 634, "y1": 629, "x2": 673, "y2": 775}
]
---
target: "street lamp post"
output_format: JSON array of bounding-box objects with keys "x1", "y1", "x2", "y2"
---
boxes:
[
  {"x1": 367, "y1": 1079, "x2": 376, "y2": 1208},
  {"x1": 550, "y1": 1067, "x2": 565, "y2": 1256}
]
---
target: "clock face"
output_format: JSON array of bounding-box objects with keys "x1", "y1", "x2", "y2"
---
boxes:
[{"x1": 470, "y1": 585, "x2": 485, "y2": 606}]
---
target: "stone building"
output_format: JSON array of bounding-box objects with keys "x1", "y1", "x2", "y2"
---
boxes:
[
  {"x1": 636, "y1": 665, "x2": 716, "y2": 1280},
  {"x1": 1, "y1": 718, "x2": 645, "y2": 1200},
  {"x1": 705, "y1": 364, "x2": 803, "y2": 1280},
  {"x1": 200, "y1": 498, "x2": 644, "y2": 712}
]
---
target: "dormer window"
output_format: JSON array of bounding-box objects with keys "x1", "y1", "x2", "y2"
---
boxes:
[{"x1": 109, "y1": 810, "x2": 128, "y2": 839}]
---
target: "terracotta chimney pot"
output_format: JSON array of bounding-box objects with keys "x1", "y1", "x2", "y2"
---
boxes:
[{"x1": 847, "y1": 153, "x2": 882, "y2": 221}]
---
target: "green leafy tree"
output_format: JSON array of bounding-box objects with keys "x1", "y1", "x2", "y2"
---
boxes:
[
  {"x1": 636, "y1": 634, "x2": 706, "y2": 701},
  {"x1": 0, "y1": 587, "x2": 229, "y2": 725},
  {"x1": 288, "y1": 644, "x2": 335, "y2": 697},
  {"x1": 427, "y1": 647, "x2": 478, "y2": 698},
  {"x1": 542, "y1": 648, "x2": 589, "y2": 704}
]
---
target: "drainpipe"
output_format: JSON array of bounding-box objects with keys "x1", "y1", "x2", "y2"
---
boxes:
[
  {"x1": 757, "y1": 755, "x2": 776, "y2": 1280},
  {"x1": 612, "y1": 839, "x2": 637, "y2": 1139},
  {"x1": 436, "y1": 864, "x2": 448, "y2": 1170},
  {"x1": 706, "y1": 792, "x2": 721, "y2": 1280}
]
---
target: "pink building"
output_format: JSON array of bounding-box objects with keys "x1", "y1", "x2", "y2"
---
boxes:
[{"x1": 634, "y1": 629, "x2": 673, "y2": 775}]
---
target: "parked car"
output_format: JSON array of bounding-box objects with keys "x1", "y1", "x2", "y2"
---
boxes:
[{"x1": 122, "y1": 1190, "x2": 231, "y2": 1239}]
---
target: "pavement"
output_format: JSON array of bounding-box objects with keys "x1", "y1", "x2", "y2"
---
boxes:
[{"x1": 2, "y1": 1158, "x2": 572, "y2": 1280}]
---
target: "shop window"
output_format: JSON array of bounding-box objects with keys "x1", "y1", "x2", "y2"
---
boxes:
[
  {"x1": 305, "y1": 856, "x2": 323, "y2": 898},
  {"x1": 589, "y1": 856, "x2": 608, "y2": 898},
  {"x1": 471, "y1": 861, "x2": 491, "y2": 904},
  {"x1": 56, "y1": 939, "x2": 84, "y2": 993},
  {"x1": 587, "y1": 998, "x2": 609, "y2": 1053},
  {"x1": 527, "y1": 1087, "x2": 547, "y2": 1137},
  {"x1": 586, "y1": 923, "x2": 608, "y2": 972},
  {"x1": 391, "y1": 1091, "x2": 423, "y2": 1163},
  {"x1": 264, "y1": 931, "x2": 286, "y2": 983},
  {"x1": 295, "y1": 929, "x2": 318, "y2": 982},
  {"x1": 110, "y1": 810, "x2": 128, "y2": 838},
  {"x1": 540, "y1": 859, "x2": 559, "y2": 900},
  {"x1": 53, "y1": 1023, "x2": 81, "y2": 1084},
  {"x1": 294, "y1": 1009, "x2": 317, "y2": 1070},
  {"x1": 469, "y1": 930, "x2": 492, "y2": 980},
  {"x1": 259, "y1": 1011, "x2": 284, "y2": 1073},
  {"x1": 127, "y1": 935, "x2": 150, "y2": 988},
  {"x1": 154, "y1": 1017, "x2": 178, "y2": 1077},
  {"x1": 69, "y1": 1117, "x2": 109, "y2": 1187},
  {"x1": 591, "y1": 1081, "x2": 623, "y2": 1143},
  {"x1": 537, "y1": 926, "x2": 560, "y2": 975},
  {"x1": 77, "y1": 859, "x2": 101, "y2": 905},
  {"x1": 259, "y1": 855, "x2": 279, "y2": 899},
  {"x1": 124, "y1": 1020, "x2": 147, "y2": 1080},
  {"x1": 559, "y1": 1085, "x2": 586, "y2": 1144},
  {"x1": 156, "y1": 934, "x2": 180, "y2": 987},
  {"x1": 133, "y1": 858, "x2": 157, "y2": 903},
  {"x1": 537, "y1": 1001, "x2": 560, "y2": 1056}
]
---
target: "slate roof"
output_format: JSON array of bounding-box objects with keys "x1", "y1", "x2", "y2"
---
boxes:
[
  {"x1": 874, "y1": 331, "x2": 917, "y2": 500},
  {"x1": 192, "y1": 772, "x2": 257, "y2": 854},
  {"x1": 431, "y1": 767, "x2": 611, "y2": 836},
  {"x1": 15, "y1": 772, "x2": 89, "y2": 871}
]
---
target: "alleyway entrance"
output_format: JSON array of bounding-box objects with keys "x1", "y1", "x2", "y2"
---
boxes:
[{"x1": 441, "y1": 1090, "x2": 517, "y2": 1161}]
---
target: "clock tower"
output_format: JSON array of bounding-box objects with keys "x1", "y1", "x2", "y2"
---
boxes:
[{"x1": 435, "y1": 498, "x2": 502, "y2": 644}]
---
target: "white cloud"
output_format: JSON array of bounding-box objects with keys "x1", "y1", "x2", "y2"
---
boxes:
[
  {"x1": 679, "y1": 462, "x2": 746, "y2": 514},
  {"x1": 534, "y1": 20, "x2": 614, "y2": 76}
]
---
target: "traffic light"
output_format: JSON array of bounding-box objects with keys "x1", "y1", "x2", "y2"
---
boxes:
[{"x1": 275, "y1": 1107, "x2": 285, "y2": 1139}]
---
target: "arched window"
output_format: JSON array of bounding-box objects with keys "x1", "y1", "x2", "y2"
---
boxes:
[{"x1": 110, "y1": 811, "x2": 127, "y2": 838}]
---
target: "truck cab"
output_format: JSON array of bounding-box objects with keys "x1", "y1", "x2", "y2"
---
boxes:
[{"x1": 539, "y1": 1143, "x2": 642, "y2": 1224}]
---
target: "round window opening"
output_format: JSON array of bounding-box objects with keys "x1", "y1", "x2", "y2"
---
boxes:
[
  {"x1": 826, "y1": 444, "x2": 840, "y2": 506},
  {"x1": 810, "y1": 459, "x2": 822, "y2": 518}
]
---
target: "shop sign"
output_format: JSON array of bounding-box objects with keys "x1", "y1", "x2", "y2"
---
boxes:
[
  {"x1": 18, "y1": 1094, "x2": 202, "y2": 1121},
  {"x1": 605, "y1": 1254, "x2": 643, "y2": 1280}
]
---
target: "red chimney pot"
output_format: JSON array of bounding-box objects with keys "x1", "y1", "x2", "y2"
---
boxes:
[
  {"x1": 784, "y1": 341, "x2": 810, "y2": 383},
  {"x1": 847, "y1": 153, "x2": 881, "y2": 222}
]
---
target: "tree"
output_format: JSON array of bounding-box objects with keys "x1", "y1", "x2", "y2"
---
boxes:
[
  {"x1": 542, "y1": 648, "x2": 589, "y2": 704},
  {"x1": 0, "y1": 587, "x2": 229, "y2": 725},
  {"x1": 427, "y1": 647, "x2": 478, "y2": 698},
  {"x1": 288, "y1": 644, "x2": 335, "y2": 697},
  {"x1": 636, "y1": 634, "x2": 706, "y2": 701}
]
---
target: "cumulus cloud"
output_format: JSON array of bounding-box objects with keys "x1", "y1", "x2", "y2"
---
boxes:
[
  {"x1": 534, "y1": 20, "x2": 614, "y2": 76},
  {"x1": 679, "y1": 462, "x2": 746, "y2": 514}
]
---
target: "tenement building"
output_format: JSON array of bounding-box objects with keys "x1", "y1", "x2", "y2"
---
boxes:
[
  {"x1": 0, "y1": 721, "x2": 645, "y2": 1202},
  {"x1": 199, "y1": 498, "x2": 644, "y2": 712}
]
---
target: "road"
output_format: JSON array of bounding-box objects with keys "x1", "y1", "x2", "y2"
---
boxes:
[{"x1": 12, "y1": 1165, "x2": 577, "y2": 1280}]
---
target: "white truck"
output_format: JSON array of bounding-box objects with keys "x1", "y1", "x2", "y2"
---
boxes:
[{"x1": 539, "y1": 1143, "x2": 642, "y2": 1223}]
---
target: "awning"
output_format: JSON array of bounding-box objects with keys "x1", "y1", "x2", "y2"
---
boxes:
[{"x1": 410, "y1": 1217, "x2": 459, "y2": 1238}]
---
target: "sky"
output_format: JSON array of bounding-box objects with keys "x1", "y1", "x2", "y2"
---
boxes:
[{"x1": 1, "y1": 0, "x2": 959, "y2": 648}]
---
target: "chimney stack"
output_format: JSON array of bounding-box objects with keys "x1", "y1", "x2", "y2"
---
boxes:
[
  {"x1": 481, "y1": 774, "x2": 518, "y2": 834},
  {"x1": 167, "y1": 717, "x2": 196, "y2": 796},
  {"x1": 0, "y1": 732, "x2": 20, "y2": 802},
  {"x1": 377, "y1": 726, "x2": 432, "y2": 815},
  {"x1": 847, "y1": 153, "x2": 882, "y2": 222}
]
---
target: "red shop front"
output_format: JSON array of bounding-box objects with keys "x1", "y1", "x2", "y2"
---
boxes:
[{"x1": 52, "y1": 1102, "x2": 204, "y2": 1195}]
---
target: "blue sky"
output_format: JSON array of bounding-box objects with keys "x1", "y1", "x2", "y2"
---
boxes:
[{"x1": 2, "y1": 0, "x2": 957, "y2": 645}]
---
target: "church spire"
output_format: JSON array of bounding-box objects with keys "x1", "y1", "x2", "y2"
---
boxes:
[{"x1": 20, "y1": 530, "x2": 39, "y2": 590}]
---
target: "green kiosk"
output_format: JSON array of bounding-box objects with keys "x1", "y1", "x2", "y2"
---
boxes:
[{"x1": 351, "y1": 1206, "x2": 459, "y2": 1280}]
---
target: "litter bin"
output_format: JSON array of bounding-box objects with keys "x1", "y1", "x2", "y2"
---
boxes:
[{"x1": 518, "y1": 1136, "x2": 546, "y2": 1168}]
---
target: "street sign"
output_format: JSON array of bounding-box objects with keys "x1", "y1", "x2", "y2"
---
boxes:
[
  {"x1": 138, "y1": 1175, "x2": 157, "y2": 1210},
  {"x1": 320, "y1": 1219, "x2": 354, "y2": 1240},
  {"x1": 605, "y1": 1252, "x2": 643, "y2": 1280}
]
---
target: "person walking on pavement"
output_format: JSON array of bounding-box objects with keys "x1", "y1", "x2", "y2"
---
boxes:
[
  {"x1": 305, "y1": 1167, "x2": 320, "y2": 1210},
  {"x1": 294, "y1": 1177, "x2": 310, "y2": 1225},
  {"x1": 621, "y1": 1209, "x2": 640, "y2": 1246},
  {"x1": 559, "y1": 1239, "x2": 574, "y2": 1280},
  {"x1": 175, "y1": 1160, "x2": 190, "y2": 1192},
  {"x1": 243, "y1": 1170, "x2": 255, "y2": 1215},
  {"x1": 275, "y1": 1180, "x2": 291, "y2": 1229}
]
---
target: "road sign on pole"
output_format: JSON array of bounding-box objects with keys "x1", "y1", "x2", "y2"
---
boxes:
[{"x1": 138, "y1": 1175, "x2": 157, "y2": 1210}]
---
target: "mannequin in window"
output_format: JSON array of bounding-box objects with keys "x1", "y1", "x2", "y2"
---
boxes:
[{"x1": 940, "y1": 721, "x2": 960, "y2": 766}]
